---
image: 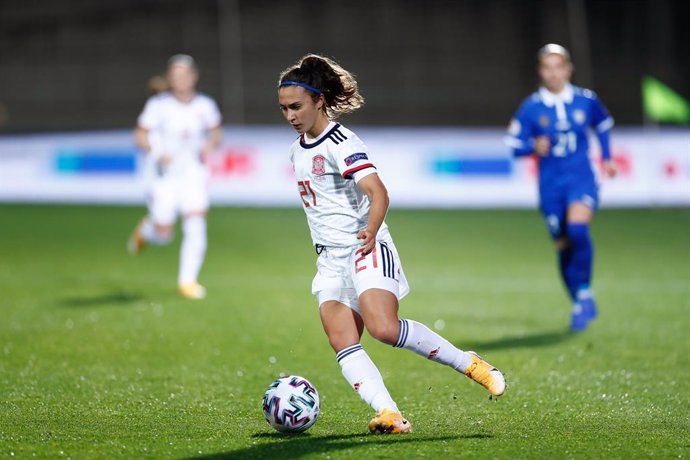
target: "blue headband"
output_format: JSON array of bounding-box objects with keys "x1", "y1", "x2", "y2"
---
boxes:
[{"x1": 279, "y1": 80, "x2": 322, "y2": 95}]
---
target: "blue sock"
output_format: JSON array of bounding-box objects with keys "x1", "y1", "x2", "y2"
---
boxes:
[
  {"x1": 558, "y1": 247, "x2": 578, "y2": 301},
  {"x1": 567, "y1": 223, "x2": 593, "y2": 294}
]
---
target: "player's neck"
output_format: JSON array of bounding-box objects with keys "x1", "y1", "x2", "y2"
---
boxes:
[
  {"x1": 306, "y1": 117, "x2": 331, "y2": 140},
  {"x1": 172, "y1": 90, "x2": 195, "y2": 103},
  {"x1": 545, "y1": 82, "x2": 569, "y2": 95}
]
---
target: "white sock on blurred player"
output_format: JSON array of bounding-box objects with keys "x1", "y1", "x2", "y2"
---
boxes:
[
  {"x1": 337, "y1": 344, "x2": 399, "y2": 413},
  {"x1": 140, "y1": 217, "x2": 172, "y2": 245},
  {"x1": 395, "y1": 319, "x2": 473, "y2": 372},
  {"x1": 178, "y1": 215, "x2": 207, "y2": 284}
]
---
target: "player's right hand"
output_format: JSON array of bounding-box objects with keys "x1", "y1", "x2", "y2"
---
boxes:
[
  {"x1": 534, "y1": 136, "x2": 551, "y2": 156},
  {"x1": 158, "y1": 154, "x2": 172, "y2": 166},
  {"x1": 357, "y1": 229, "x2": 376, "y2": 255}
]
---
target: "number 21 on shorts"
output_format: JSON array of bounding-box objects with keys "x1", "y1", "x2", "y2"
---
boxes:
[
  {"x1": 297, "y1": 180, "x2": 316, "y2": 207},
  {"x1": 354, "y1": 246, "x2": 378, "y2": 273}
]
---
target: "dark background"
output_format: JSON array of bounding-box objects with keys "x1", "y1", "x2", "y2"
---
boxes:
[{"x1": 0, "y1": 0, "x2": 688, "y2": 132}]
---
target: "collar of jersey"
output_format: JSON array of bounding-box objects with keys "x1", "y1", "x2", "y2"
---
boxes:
[
  {"x1": 539, "y1": 83, "x2": 574, "y2": 106},
  {"x1": 300, "y1": 122, "x2": 340, "y2": 149}
]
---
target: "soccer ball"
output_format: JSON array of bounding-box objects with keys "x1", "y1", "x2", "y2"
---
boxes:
[{"x1": 262, "y1": 375, "x2": 320, "y2": 433}]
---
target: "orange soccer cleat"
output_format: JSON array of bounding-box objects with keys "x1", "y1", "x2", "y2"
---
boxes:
[
  {"x1": 368, "y1": 408, "x2": 412, "y2": 434},
  {"x1": 464, "y1": 351, "x2": 506, "y2": 397}
]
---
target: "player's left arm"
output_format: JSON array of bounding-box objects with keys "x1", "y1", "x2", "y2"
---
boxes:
[
  {"x1": 356, "y1": 173, "x2": 389, "y2": 255},
  {"x1": 201, "y1": 98, "x2": 223, "y2": 158},
  {"x1": 202, "y1": 125, "x2": 222, "y2": 157},
  {"x1": 590, "y1": 93, "x2": 617, "y2": 177}
]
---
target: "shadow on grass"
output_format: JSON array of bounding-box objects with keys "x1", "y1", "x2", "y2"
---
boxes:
[
  {"x1": 460, "y1": 329, "x2": 575, "y2": 351},
  {"x1": 192, "y1": 432, "x2": 490, "y2": 459},
  {"x1": 58, "y1": 290, "x2": 144, "y2": 308}
]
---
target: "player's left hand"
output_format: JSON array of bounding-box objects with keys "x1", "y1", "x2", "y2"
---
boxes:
[
  {"x1": 200, "y1": 144, "x2": 215, "y2": 163},
  {"x1": 603, "y1": 160, "x2": 618, "y2": 178},
  {"x1": 357, "y1": 229, "x2": 376, "y2": 255}
]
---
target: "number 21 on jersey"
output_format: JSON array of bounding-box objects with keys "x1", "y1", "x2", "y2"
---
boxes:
[{"x1": 297, "y1": 180, "x2": 317, "y2": 207}]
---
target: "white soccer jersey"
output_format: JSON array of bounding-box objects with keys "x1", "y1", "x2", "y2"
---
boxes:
[
  {"x1": 138, "y1": 91, "x2": 221, "y2": 177},
  {"x1": 289, "y1": 122, "x2": 389, "y2": 247}
]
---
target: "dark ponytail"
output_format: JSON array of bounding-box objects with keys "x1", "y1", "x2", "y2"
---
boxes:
[{"x1": 278, "y1": 54, "x2": 364, "y2": 119}]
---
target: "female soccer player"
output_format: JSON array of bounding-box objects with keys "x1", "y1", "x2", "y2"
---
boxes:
[
  {"x1": 505, "y1": 44, "x2": 617, "y2": 331},
  {"x1": 278, "y1": 54, "x2": 505, "y2": 434},
  {"x1": 128, "y1": 54, "x2": 222, "y2": 300}
]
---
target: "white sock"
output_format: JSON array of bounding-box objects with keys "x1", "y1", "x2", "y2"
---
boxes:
[
  {"x1": 140, "y1": 217, "x2": 172, "y2": 245},
  {"x1": 178, "y1": 216, "x2": 207, "y2": 285},
  {"x1": 336, "y1": 344, "x2": 399, "y2": 413},
  {"x1": 394, "y1": 319, "x2": 472, "y2": 372}
]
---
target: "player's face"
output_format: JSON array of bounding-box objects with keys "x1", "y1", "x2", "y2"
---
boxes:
[
  {"x1": 539, "y1": 54, "x2": 572, "y2": 93},
  {"x1": 167, "y1": 64, "x2": 198, "y2": 95},
  {"x1": 278, "y1": 86, "x2": 325, "y2": 135}
]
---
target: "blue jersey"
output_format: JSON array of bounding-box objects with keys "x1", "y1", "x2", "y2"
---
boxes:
[{"x1": 505, "y1": 84, "x2": 614, "y2": 187}]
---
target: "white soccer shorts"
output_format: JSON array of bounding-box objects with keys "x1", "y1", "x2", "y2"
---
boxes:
[
  {"x1": 147, "y1": 172, "x2": 209, "y2": 225},
  {"x1": 313, "y1": 236, "x2": 410, "y2": 314}
]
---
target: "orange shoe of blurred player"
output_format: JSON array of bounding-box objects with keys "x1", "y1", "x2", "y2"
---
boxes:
[
  {"x1": 178, "y1": 282, "x2": 207, "y2": 300},
  {"x1": 127, "y1": 219, "x2": 146, "y2": 255}
]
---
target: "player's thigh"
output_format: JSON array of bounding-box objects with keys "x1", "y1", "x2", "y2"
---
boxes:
[
  {"x1": 319, "y1": 298, "x2": 364, "y2": 352},
  {"x1": 358, "y1": 288, "x2": 400, "y2": 345},
  {"x1": 539, "y1": 193, "x2": 568, "y2": 241},
  {"x1": 147, "y1": 180, "x2": 177, "y2": 225},
  {"x1": 566, "y1": 181, "x2": 598, "y2": 224},
  {"x1": 351, "y1": 241, "x2": 406, "y2": 344}
]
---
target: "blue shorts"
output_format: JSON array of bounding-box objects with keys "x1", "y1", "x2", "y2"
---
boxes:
[{"x1": 539, "y1": 177, "x2": 599, "y2": 240}]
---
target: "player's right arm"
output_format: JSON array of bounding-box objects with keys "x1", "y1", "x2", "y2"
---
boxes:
[
  {"x1": 135, "y1": 96, "x2": 169, "y2": 163},
  {"x1": 134, "y1": 126, "x2": 152, "y2": 152},
  {"x1": 505, "y1": 99, "x2": 539, "y2": 157}
]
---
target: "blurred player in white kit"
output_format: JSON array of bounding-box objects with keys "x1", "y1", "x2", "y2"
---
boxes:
[{"x1": 128, "y1": 54, "x2": 222, "y2": 299}]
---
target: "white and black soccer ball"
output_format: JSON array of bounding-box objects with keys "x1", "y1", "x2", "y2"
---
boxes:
[{"x1": 262, "y1": 375, "x2": 320, "y2": 433}]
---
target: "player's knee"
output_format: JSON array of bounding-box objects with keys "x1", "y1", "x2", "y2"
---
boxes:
[
  {"x1": 327, "y1": 333, "x2": 358, "y2": 353},
  {"x1": 155, "y1": 225, "x2": 174, "y2": 244},
  {"x1": 366, "y1": 321, "x2": 399, "y2": 345},
  {"x1": 554, "y1": 237, "x2": 569, "y2": 250},
  {"x1": 566, "y1": 223, "x2": 590, "y2": 247}
]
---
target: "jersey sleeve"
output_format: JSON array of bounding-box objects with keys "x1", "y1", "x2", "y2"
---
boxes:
[
  {"x1": 504, "y1": 99, "x2": 535, "y2": 157},
  {"x1": 137, "y1": 97, "x2": 160, "y2": 130},
  {"x1": 335, "y1": 135, "x2": 376, "y2": 181},
  {"x1": 202, "y1": 97, "x2": 222, "y2": 129},
  {"x1": 589, "y1": 92, "x2": 614, "y2": 160}
]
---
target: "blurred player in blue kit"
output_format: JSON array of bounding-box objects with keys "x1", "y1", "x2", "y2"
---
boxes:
[{"x1": 505, "y1": 44, "x2": 617, "y2": 331}]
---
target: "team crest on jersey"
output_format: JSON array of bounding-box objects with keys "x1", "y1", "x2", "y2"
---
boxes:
[
  {"x1": 344, "y1": 152, "x2": 368, "y2": 166},
  {"x1": 539, "y1": 115, "x2": 550, "y2": 128},
  {"x1": 573, "y1": 109, "x2": 586, "y2": 125},
  {"x1": 312, "y1": 154, "x2": 326, "y2": 175},
  {"x1": 556, "y1": 120, "x2": 571, "y2": 131}
]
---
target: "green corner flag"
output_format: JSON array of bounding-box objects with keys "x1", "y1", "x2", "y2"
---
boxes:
[{"x1": 642, "y1": 76, "x2": 690, "y2": 124}]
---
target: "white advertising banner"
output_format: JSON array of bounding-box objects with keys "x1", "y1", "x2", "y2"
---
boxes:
[{"x1": 0, "y1": 126, "x2": 688, "y2": 207}]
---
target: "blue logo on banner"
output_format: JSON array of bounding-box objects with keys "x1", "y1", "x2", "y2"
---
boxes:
[
  {"x1": 431, "y1": 150, "x2": 512, "y2": 177},
  {"x1": 55, "y1": 148, "x2": 138, "y2": 174}
]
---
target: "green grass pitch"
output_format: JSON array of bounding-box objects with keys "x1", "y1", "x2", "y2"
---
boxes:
[{"x1": 1, "y1": 205, "x2": 688, "y2": 458}]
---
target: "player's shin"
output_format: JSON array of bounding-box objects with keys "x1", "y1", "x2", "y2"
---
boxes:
[
  {"x1": 566, "y1": 223, "x2": 593, "y2": 291},
  {"x1": 178, "y1": 215, "x2": 207, "y2": 284},
  {"x1": 140, "y1": 217, "x2": 173, "y2": 245},
  {"x1": 393, "y1": 319, "x2": 472, "y2": 372},
  {"x1": 336, "y1": 344, "x2": 399, "y2": 413},
  {"x1": 558, "y1": 247, "x2": 578, "y2": 301}
]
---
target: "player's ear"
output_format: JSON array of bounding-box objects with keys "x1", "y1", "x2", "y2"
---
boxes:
[{"x1": 316, "y1": 94, "x2": 325, "y2": 112}]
